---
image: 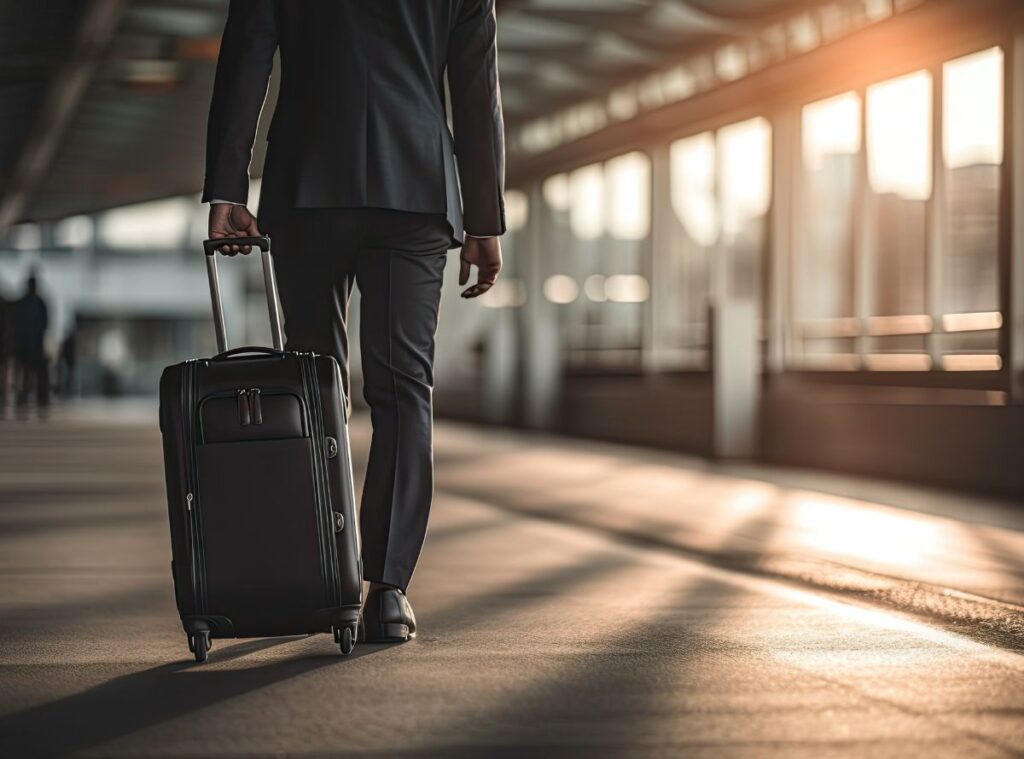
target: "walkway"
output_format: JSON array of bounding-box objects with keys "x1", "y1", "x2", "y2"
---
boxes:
[{"x1": 1, "y1": 406, "x2": 1022, "y2": 757}]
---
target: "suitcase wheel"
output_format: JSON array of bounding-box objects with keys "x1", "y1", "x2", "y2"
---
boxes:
[
  {"x1": 336, "y1": 625, "x2": 355, "y2": 656},
  {"x1": 189, "y1": 630, "x2": 211, "y2": 663}
]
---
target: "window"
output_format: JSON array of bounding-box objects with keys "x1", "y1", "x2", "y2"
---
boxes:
[
  {"x1": 99, "y1": 197, "x2": 193, "y2": 252},
  {"x1": 801, "y1": 92, "x2": 860, "y2": 321},
  {"x1": 660, "y1": 118, "x2": 772, "y2": 369},
  {"x1": 542, "y1": 152, "x2": 652, "y2": 368},
  {"x1": 54, "y1": 216, "x2": 94, "y2": 249},
  {"x1": 790, "y1": 48, "x2": 1004, "y2": 373},
  {"x1": 606, "y1": 152, "x2": 651, "y2": 241},
  {"x1": 664, "y1": 132, "x2": 716, "y2": 368},
  {"x1": 866, "y1": 69, "x2": 932, "y2": 336},
  {"x1": 796, "y1": 92, "x2": 861, "y2": 366},
  {"x1": 939, "y1": 47, "x2": 1003, "y2": 369},
  {"x1": 719, "y1": 117, "x2": 772, "y2": 302}
]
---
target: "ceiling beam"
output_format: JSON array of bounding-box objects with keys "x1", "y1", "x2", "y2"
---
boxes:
[{"x1": 0, "y1": 0, "x2": 127, "y2": 232}]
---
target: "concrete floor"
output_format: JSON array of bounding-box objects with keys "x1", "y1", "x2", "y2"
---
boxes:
[{"x1": 0, "y1": 405, "x2": 1023, "y2": 757}]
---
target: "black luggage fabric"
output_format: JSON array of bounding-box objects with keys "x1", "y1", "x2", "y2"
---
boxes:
[{"x1": 159, "y1": 237, "x2": 361, "y2": 661}]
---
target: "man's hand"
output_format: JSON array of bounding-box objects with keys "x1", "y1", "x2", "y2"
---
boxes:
[
  {"x1": 208, "y1": 204, "x2": 261, "y2": 256},
  {"x1": 459, "y1": 236, "x2": 502, "y2": 298}
]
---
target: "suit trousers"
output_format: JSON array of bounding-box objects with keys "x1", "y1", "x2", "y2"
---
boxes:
[{"x1": 261, "y1": 207, "x2": 453, "y2": 592}]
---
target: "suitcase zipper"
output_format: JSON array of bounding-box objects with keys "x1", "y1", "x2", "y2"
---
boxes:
[
  {"x1": 184, "y1": 361, "x2": 207, "y2": 614},
  {"x1": 300, "y1": 354, "x2": 343, "y2": 607},
  {"x1": 249, "y1": 389, "x2": 263, "y2": 425},
  {"x1": 237, "y1": 389, "x2": 251, "y2": 426},
  {"x1": 186, "y1": 492, "x2": 196, "y2": 566}
]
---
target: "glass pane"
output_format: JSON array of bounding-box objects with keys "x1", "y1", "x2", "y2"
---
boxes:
[
  {"x1": 505, "y1": 189, "x2": 530, "y2": 233},
  {"x1": 605, "y1": 152, "x2": 650, "y2": 241},
  {"x1": 664, "y1": 132, "x2": 716, "y2": 366},
  {"x1": 670, "y1": 132, "x2": 717, "y2": 247},
  {"x1": 98, "y1": 197, "x2": 193, "y2": 251},
  {"x1": 569, "y1": 163, "x2": 604, "y2": 241},
  {"x1": 564, "y1": 163, "x2": 602, "y2": 353},
  {"x1": 598, "y1": 152, "x2": 649, "y2": 354},
  {"x1": 719, "y1": 117, "x2": 771, "y2": 302},
  {"x1": 539, "y1": 172, "x2": 575, "y2": 346},
  {"x1": 54, "y1": 216, "x2": 94, "y2": 249},
  {"x1": 866, "y1": 70, "x2": 932, "y2": 317},
  {"x1": 942, "y1": 47, "x2": 1003, "y2": 317},
  {"x1": 867, "y1": 70, "x2": 932, "y2": 201},
  {"x1": 800, "y1": 91, "x2": 860, "y2": 325},
  {"x1": 558, "y1": 156, "x2": 650, "y2": 363}
]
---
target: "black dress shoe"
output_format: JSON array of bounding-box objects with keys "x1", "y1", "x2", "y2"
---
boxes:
[{"x1": 362, "y1": 586, "x2": 417, "y2": 642}]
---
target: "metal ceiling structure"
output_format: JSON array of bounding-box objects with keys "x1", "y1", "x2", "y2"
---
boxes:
[{"x1": 0, "y1": 0, "x2": 811, "y2": 226}]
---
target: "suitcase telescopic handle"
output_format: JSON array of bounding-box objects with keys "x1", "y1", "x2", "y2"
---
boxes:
[
  {"x1": 202, "y1": 236, "x2": 284, "y2": 354},
  {"x1": 203, "y1": 236, "x2": 270, "y2": 255}
]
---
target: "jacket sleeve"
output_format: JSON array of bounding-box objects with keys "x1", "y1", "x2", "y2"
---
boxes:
[
  {"x1": 202, "y1": 0, "x2": 279, "y2": 205},
  {"x1": 447, "y1": 0, "x2": 506, "y2": 237}
]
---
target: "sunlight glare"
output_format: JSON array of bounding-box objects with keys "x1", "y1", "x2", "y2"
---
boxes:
[
  {"x1": 605, "y1": 274, "x2": 650, "y2": 303},
  {"x1": 867, "y1": 70, "x2": 932, "y2": 200},
  {"x1": 569, "y1": 163, "x2": 604, "y2": 240},
  {"x1": 944, "y1": 47, "x2": 1003, "y2": 170},
  {"x1": 670, "y1": 132, "x2": 718, "y2": 247},
  {"x1": 719, "y1": 117, "x2": 772, "y2": 241},
  {"x1": 505, "y1": 189, "x2": 530, "y2": 232},
  {"x1": 605, "y1": 152, "x2": 651, "y2": 241},
  {"x1": 789, "y1": 492, "x2": 945, "y2": 568},
  {"x1": 802, "y1": 91, "x2": 861, "y2": 172},
  {"x1": 543, "y1": 274, "x2": 579, "y2": 304},
  {"x1": 543, "y1": 173, "x2": 571, "y2": 212},
  {"x1": 99, "y1": 197, "x2": 191, "y2": 249}
]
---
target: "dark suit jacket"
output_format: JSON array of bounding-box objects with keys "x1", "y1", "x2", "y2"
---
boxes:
[{"x1": 202, "y1": 0, "x2": 506, "y2": 240}]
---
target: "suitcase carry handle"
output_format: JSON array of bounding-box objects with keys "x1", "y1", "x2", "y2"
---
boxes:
[{"x1": 202, "y1": 236, "x2": 284, "y2": 354}]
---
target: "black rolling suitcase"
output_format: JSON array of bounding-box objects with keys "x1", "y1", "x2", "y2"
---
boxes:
[{"x1": 159, "y1": 236, "x2": 362, "y2": 663}]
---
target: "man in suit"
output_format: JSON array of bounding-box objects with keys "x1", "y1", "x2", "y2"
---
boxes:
[{"x1": 204, "y1": 0, "x2": 505, "y2": 642}]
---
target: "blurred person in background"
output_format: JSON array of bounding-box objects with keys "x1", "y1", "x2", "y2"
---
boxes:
[
  {"x1": 13, "y1": 273, "x2": 50, "y2": 413},
  {"x1": 57, "y1": 324, "x2": 77, "y2": 398},
  {"x1": 204, "y1": 1, "x2": 506, "y2": 642}
]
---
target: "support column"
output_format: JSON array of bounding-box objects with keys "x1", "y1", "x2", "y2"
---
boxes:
[
  {"x1": 1009, "y1": 33, "x2": 1024, "y2": 402},
  {"x1": 711, "y1": 300, "x2": 759, "y2": 459},
  {"x1": 854, "y1": 85, "x2": 876, "y2": 368},
  {"x1": 645, "y1": 142, "x2": 672, "y2": 372},
  {"x1": 927, "y1": 63, "x2": 946, "y2": 369},
  {"x1": 520, "y1": 182, "x2": 560, "y2": 428},
  {"x1": 768, "y1": 107, "x2": 798, "y2": 374},
  {"x1": 481, "y1": 298, "x2": 517, "y2": 425}
]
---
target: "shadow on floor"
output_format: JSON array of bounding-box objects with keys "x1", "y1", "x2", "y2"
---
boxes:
[{"x1": 0, "y1": 637, "x2": 388, "y2": 757}]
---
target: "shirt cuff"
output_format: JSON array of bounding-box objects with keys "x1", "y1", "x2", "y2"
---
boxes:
[
  {"x1": 209, "y1": 199, "x2": 244, "y2": 206},
  {"x1": 465, "y1": 232, "x2": 496, "y2": 239}
]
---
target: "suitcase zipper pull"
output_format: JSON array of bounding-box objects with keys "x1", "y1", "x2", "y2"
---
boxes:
[
  {"x1": 249, "y1": 389, "x2": 263, "y2": 425},
  {"x1": 238, "y1": 389, "x2": 251, "y2": 426},
  {"x1": 186, "y1": 492, "x2": 193, "y2": 511}
]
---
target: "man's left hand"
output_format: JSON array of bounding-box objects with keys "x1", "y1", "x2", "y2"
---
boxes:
[{"x1": 459, "y1": 236, "x2": 502, "y2": 298}]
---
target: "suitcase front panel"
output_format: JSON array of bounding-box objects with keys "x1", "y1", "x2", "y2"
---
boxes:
[{"x1": 197, "y1": 436, "x2": 326, "y2": 636}]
